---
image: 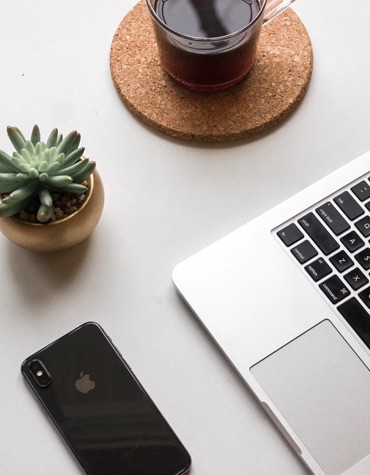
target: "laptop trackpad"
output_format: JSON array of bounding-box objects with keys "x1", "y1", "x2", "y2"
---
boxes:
[{"x1": 250, "y1": 320, "x2": 370, "y2": 475}]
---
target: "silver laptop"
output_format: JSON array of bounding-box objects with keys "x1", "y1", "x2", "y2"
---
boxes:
[{"x1": 173, "y1": 150, "x2": 370, "y2": 475}]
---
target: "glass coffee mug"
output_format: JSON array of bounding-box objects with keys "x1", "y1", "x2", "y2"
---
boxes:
[{"x1": 146, "y1": 0, "x2": 295, "y2": 91}]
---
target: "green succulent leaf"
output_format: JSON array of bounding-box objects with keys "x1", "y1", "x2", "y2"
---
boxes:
[
  {"x1": 0, "y1": 149, "x2": 19, "y2": 173},
  {"x1": 43, "y1": 148, "x2": 51, "y2": 164},
  {"x1": 46, "y1": 128, "x2": 58, "y2": 148},
  {"x1": 46, "y1": 151, "x2": 64, "y2": 169},
  {"x1": 58, "y1": 183, "x2": 88, "y2": 194},
  {"x1": 17, "y1": 173, "x2": 31, "y2": 181},
  {"x1": 38, "y1": 188, "x2": 53, "y2": 208},
  {"x1": 37, "y1": 203, "x2": 54, "y2": 223},
  {"x1": 2, "y1": 181, "x2": 38, "y2": 204},
  {"x1": 46, "y1": 161, "x2": 63, "y2": 174},
  {"x1": 35, "y1": 142, "x2": 44, "y2": 156},
  {"x1": 72, "y1": 161, "x2": 96, "y2": 184},
  {"x1": 30, "y1": 125, "x2": 41, "y2": 146},
  {"x1": 0, "y1": 173, "x2": 18, "y2": 184},
  {"x1": 56, "y1": 153, "x2": 65, "y2": 165},
  {"x1": 7, "y1": 127, "x2": 27, "y2": 153},
  {"x1": 22, "y1": 140, "x2": 39, "y2": 161},
  {"x1": 56, "y1": 131, "x2": 80, "y2": 156},
  {"x1": 0, "y1": 173, "x2": 30, "y2": 193},
  {"x1": 21, "y1": 148, "x2": 33, "y2": 163},
  {"x1": 29, "y1": 168, "x2": 39, "y2": 178},
  {"x1": 39, "y1": 173, "x2": 72, "y2": 187},
  {"x1": 54, "y1": 158, "x2": 90, "y2": 178},
  {"x1": 0, "y1": 197, "x2": 31, "y2": 217},
  {"x1": 18, "y1": 162, "x2": 32, "y2": 173},
  {"x1": 38, "y1": 161, "x2": 48, "y2": 173},
  {"x1": 69, "y1": 133, "x2": 81, "y2": 152},
  {"x1": 56, "y1": 133, "x2": 63, "y2": 147},
  {"x1": 62, "y1": 147, "x2": 85, "y2": 168}
]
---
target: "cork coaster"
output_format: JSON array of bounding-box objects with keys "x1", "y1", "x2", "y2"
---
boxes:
[{"x1": 110, "y1": 0, "x2": 313, "y2": 142}]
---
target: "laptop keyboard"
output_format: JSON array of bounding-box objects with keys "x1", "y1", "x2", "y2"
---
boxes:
[{"x1": 275, "y1": 175, "x2": 370, "y2": 349}]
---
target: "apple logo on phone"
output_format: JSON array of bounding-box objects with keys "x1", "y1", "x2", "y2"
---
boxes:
[{"x1": 75, "y1": 372, "x2": 95, "y2": 394}]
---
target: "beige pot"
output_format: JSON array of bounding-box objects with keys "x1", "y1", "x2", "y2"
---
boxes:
[{"x1": 0, "y1": 170, "x2": 104, "y2": 252}]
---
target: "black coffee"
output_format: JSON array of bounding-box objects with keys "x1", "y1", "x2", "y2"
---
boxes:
[
  {"x1": 155, "y1": 0, "x2": 260, "y2": 38},
  {"x1": 152, "y1": 0, "x2": 262, "y2": 90}
]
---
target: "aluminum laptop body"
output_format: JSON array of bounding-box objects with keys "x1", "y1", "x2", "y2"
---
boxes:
[{"x1": 173, "y1": 151, "x2": 370, "y2": 475}]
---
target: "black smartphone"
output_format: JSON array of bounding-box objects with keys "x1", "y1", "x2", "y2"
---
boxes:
[{"x1": 21, "y1": 322, "x2": 191, "y2": 475}]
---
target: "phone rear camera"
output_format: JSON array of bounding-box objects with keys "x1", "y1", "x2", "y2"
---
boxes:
[{"x1": 28, "y1": 360, "x2": 51, "y2": 388}]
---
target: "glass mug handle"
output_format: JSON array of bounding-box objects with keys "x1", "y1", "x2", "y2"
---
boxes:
[{"x1": 263, "y1": 0, "x2": 296, "y2": 25}]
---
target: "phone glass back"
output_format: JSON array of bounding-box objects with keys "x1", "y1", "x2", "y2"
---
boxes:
[{"x1": 21, "y1": 322, "x2": 191, "y2": 475}]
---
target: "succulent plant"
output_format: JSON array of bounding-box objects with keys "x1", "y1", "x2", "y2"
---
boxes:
[{"x1": 0, "y1": 125, "x2": 95, "y2": 222}]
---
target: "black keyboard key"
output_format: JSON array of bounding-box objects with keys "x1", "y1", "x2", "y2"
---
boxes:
[
  {"x1": 329, "y1": 250, "x2": 353, "y2": 272},
  {"x1": 344, "y1": 268, "x2": 369, "y2": 290},
  {"x1": 291, "y1": 240, "x2": 318, "y2": 264},
  {"x1": 277, "y1": 223, "x2": 304, "y2": 246},
  {"x1": 334, "y1": 191, "x2": 364, "y2": 220},
  {"x1": 298, "y1": 213, "x2": 339, "y2": 255},
  {"x1": 340, "y1": 230, "x2": 365, "y2": 252},
  {"x1": 337, "y1": 298, "x2": 370, "y2": 348},
  {"x1": 351, "y1": 181, "x2": 370, "y2": 201},
  {"x1": 315, "y1": 202, "x2": 350, "y2": 235},
  {"x1": 305, "y1": 258, "x2": 332, "y2": 282},
  {"x1": 359, "y1": 287, "x2": 370, "y2": 309},
  {"x1": 355, "y1": 215, "x2": 370, "y2": 237},
  {"x1": 354, "y1": 248, "x2": 370, "y2": 270},
  {"x1": 319, "y1": 275, "x2": 350, "y2": 304}
]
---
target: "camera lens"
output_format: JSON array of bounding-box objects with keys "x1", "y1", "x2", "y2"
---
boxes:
[{"x1": 28, "y1": 359, "x2": 51, "y2": 388}]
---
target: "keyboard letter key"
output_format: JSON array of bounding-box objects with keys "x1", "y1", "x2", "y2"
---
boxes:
[
  {"x1": 359, "y1": 287, "x2": 370, "y2": 309},
  {"x1": 319, "y1": 275, "x2": 350, "y2": 304},
  {"x1": 351, "y1": 181, "x2": 370, "y2": 201},
  {"x1": 291, "y1": 240, "x2": 318, "y2": 264},
  {"x1": 337, "y1": 298, "x2": 370, "y2": 349},
  {"x1": 334, "y1": 191, "x2": 364, "y2": 220},
  {"x1": 298, "y1": 213, "x2": 339, "y2": 255},
  {"x1": 355, "y1": 216, "x2": 370, "y2": 237},
  {"x1": 305, "y1": 258, "x2": 332, "y2": 282},
  {"x1": 344, "y1": 268, "x2": 369, "y2": 290},
  {"x1": 277, "y1": 223, "x2": 304, "y2": 247},
  {"x1": 340, "y1": 231, "x2": 365, "y2": 253},
  {"x1": 329, "y1": 250, "x2": 354, "y2": 273},
  {"x1": 315, "y1": 202, "x2": 350, "y2": 235},
  {"x1": 355, "y1": 248, "x2": 370, "y2": 270}
]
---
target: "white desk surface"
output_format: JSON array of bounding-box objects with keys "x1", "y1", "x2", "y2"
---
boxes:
[{"x1": 1, "y1": 0, "x2": 370, "y2": 473}]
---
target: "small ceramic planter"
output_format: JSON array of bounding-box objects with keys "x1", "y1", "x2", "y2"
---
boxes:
[{"x1": 0, "y1": 170, "x2": 104, "y2": 252}]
